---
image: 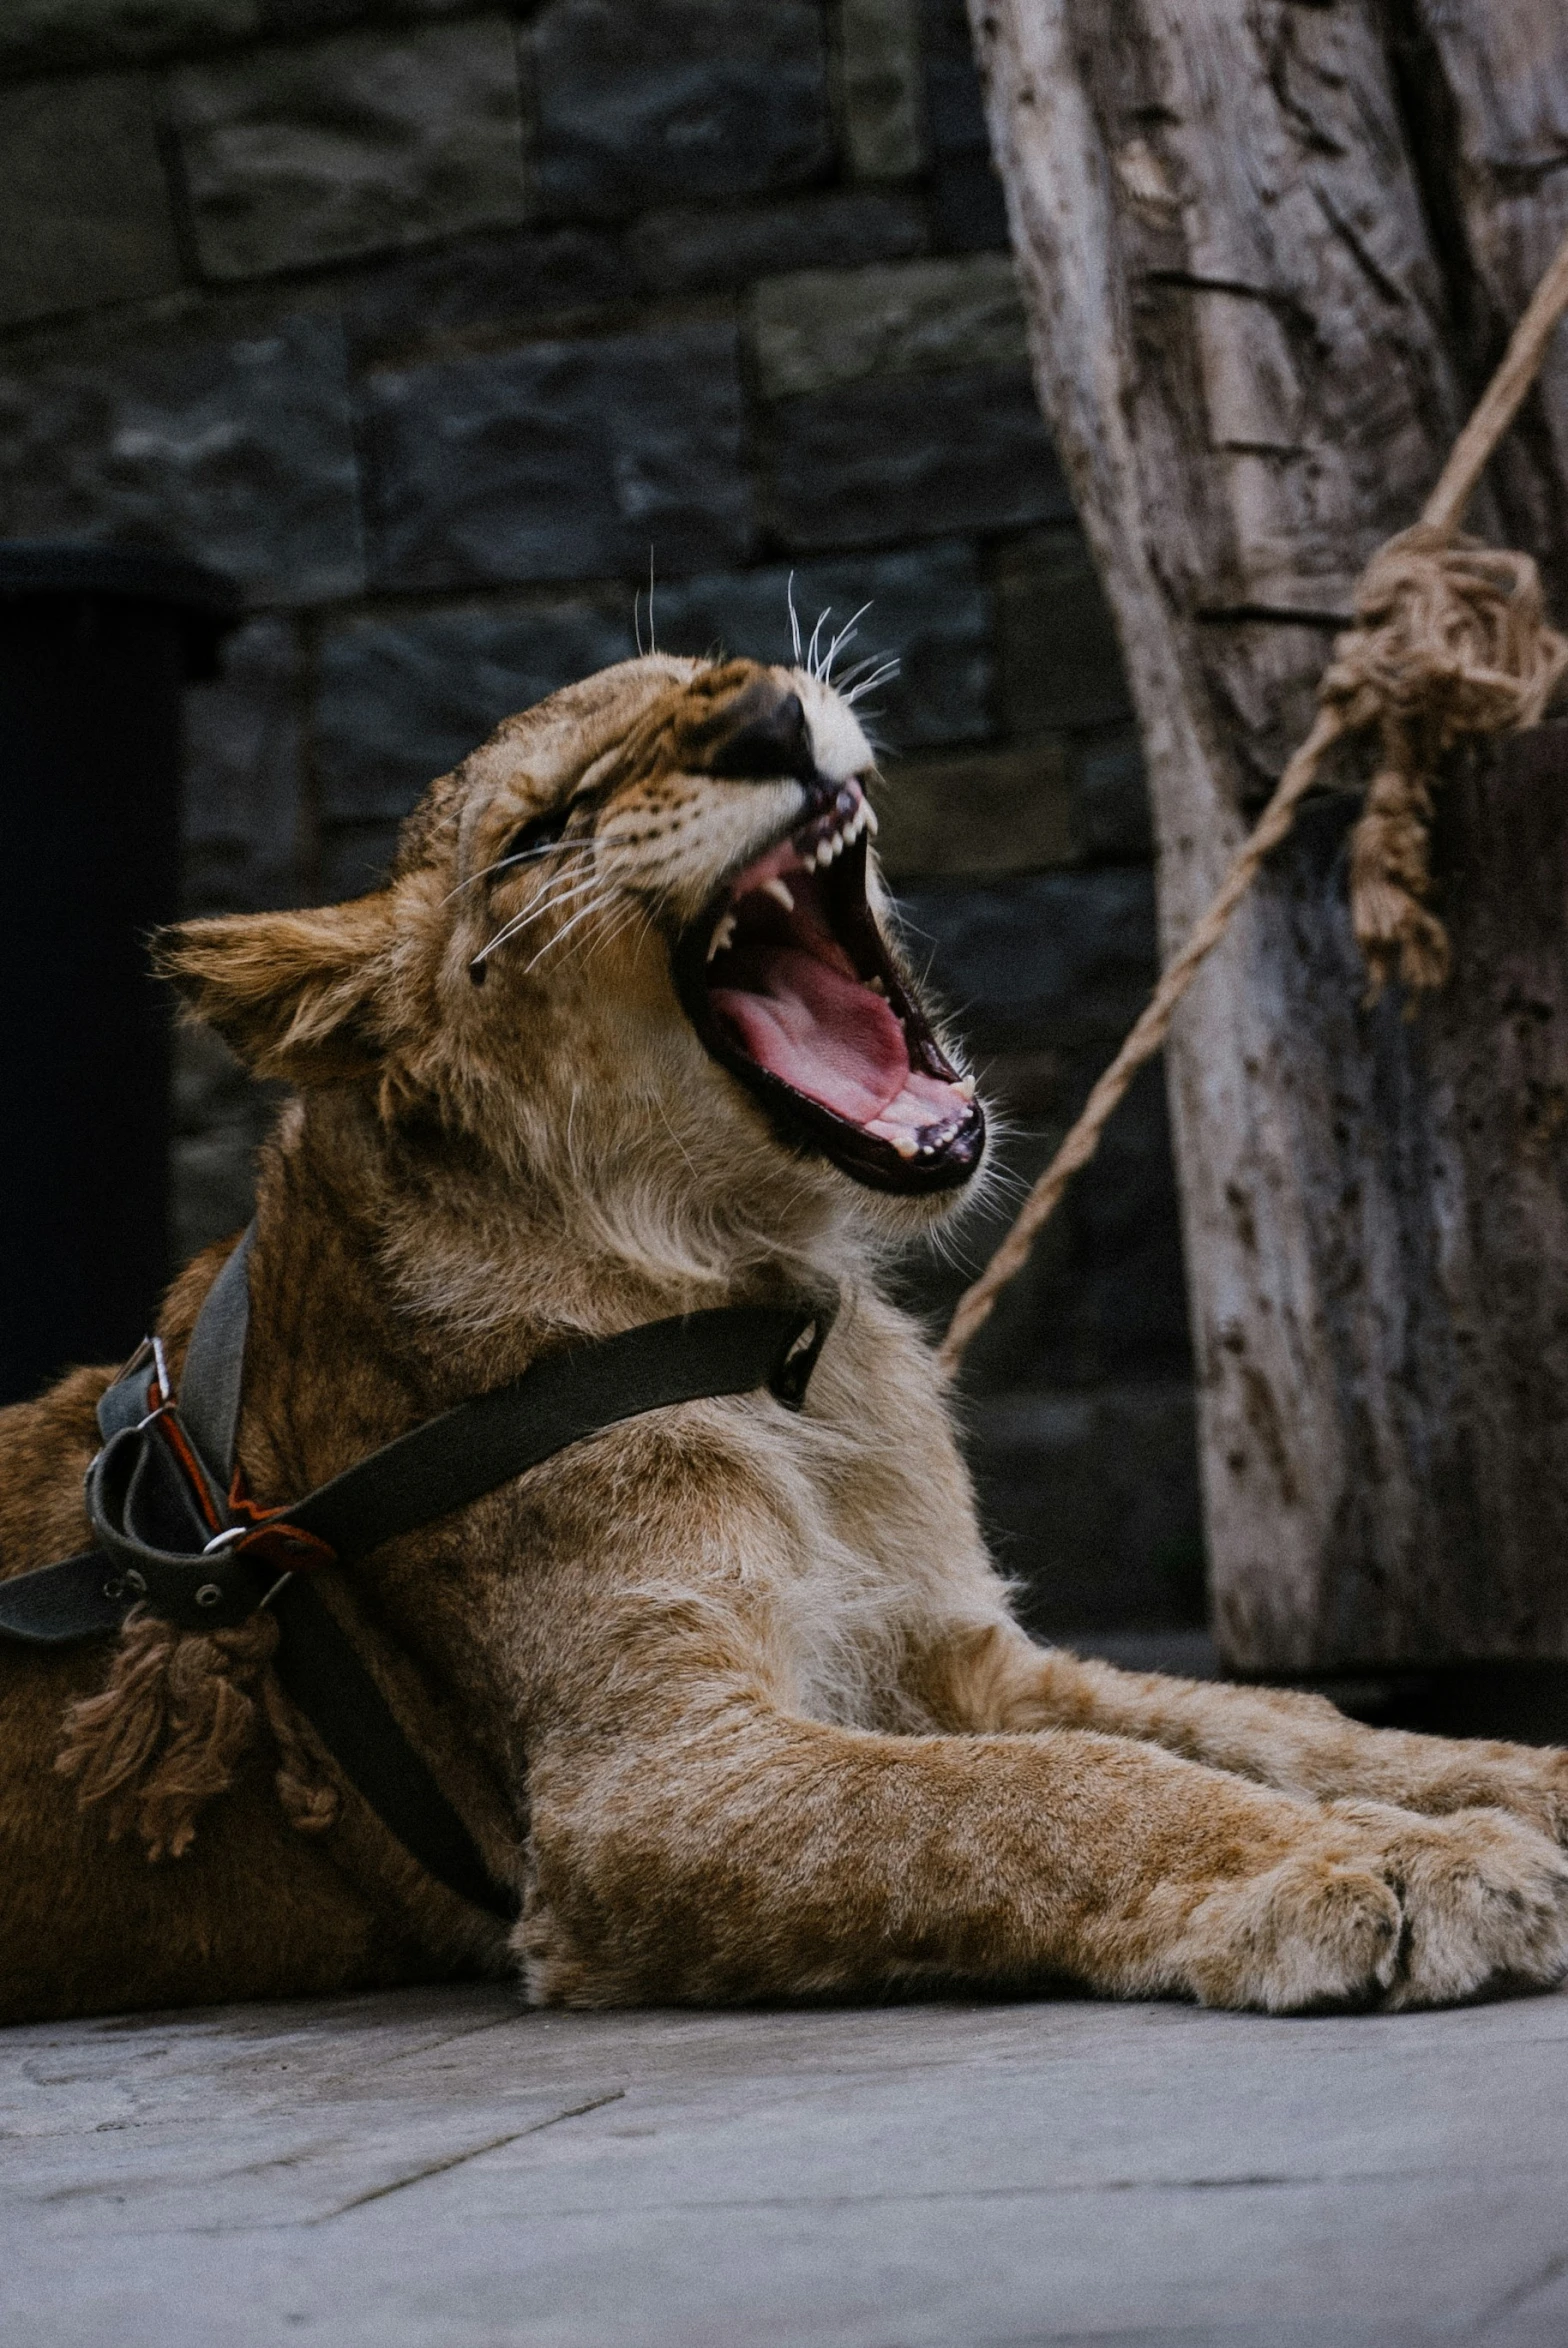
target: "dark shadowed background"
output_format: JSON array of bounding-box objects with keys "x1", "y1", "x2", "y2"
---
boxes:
[{"x1": 0, "y1": 0, "x2": 1204, "y2": 1643}]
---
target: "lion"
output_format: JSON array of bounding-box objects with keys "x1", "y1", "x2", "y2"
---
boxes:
[{"x1": 4, "y1": 651, "x2": 1568, "y2": 2028}]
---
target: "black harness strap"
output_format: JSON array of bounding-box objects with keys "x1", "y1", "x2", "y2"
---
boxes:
[
  {"x1": 178, "y1": 1220, "x2": 255, "y2": 1477},
  {"x1": 270, "y1": 1576, "x2": 518, "y2": 1920},
  {"x1": 0, "y1": 1230, "x2": 834, "y2": 1924}
]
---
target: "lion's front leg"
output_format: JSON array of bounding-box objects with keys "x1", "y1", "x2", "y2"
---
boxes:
[
  {"x1": 516, "y1": 1700, "x2": 1568, "y2": 2013},
  {"x1": 927, "y1": 1622, "x2": 1568, "y2": 1849}
]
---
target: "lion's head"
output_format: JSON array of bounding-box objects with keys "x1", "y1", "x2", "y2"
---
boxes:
[{"x1": 162, "y1": 655, "x2": 986, "y2": 1252}]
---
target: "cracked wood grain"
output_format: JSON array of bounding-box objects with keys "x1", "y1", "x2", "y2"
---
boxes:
[{"x1": 316, "y1": 2090, "x2": 626, "y2": 2220}]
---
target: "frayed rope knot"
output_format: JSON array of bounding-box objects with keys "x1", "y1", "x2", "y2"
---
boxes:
[
  {"x1": 1320, "y1": 526, "x2": 1568, "y2": 1000},
  {"x1": 55, "y1": 1606, "x2": 339, "y2": 1860}
]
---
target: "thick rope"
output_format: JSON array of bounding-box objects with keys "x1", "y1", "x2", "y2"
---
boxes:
[
  {"x1": 939, "y1": 227, "x2": 1568, "y2": 1375},
  {"x1": 56, "y1": 1604, "x2": 338, "y2": 1858}
]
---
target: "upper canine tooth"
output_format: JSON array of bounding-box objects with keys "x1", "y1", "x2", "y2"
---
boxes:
[
  {"x1": 863, "y1": 802, "x2": 879, "y2": 836},
  {"x1": 707, "y1": 912, "x2": 737, "y2": 962},
  {"x1": 957, "y1": 1075, "x2": 976, "y2": 1100},
  {"x1": 762, "y1": 877, "x2": 795, "y2": 912}
]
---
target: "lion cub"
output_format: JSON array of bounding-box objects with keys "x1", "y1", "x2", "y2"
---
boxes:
[{"x1": 3, "y1": 653, "x2": 1568, "y2": 2025}]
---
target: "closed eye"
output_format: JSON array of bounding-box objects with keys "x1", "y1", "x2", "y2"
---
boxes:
[{"x1": 501, "y1": 805, "x2": 572, "y2": 863}]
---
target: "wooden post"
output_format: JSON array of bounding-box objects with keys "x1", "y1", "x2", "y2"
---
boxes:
[{"x1": 968, "y1": 0, "x2": 1568, "y2": 1669}]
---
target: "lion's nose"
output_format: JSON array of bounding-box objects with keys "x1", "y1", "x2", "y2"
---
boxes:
[{"x1": 705, "y1": 681, "x2": 816, "y2": 785}]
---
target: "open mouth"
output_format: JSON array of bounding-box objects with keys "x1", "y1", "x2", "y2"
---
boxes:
[{"x1": 673, "y1": 778, "x2": 985, "y2": 1193}]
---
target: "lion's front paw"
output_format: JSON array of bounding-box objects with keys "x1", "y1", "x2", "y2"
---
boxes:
[
  {"x1": 1170, "y1": 1852, "x2": 1404, "y2": 2013},
  {"x1": 1165, "y1": 1801, "x2": 1568, "y2": 2014},
  {"x1": 1324, "y1": 1800, "x2": 1568, "y2": 2009}
]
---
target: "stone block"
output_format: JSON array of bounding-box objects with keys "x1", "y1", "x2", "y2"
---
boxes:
[
  {"x1": 629, "y1": 191, "x2": 924, "y2": 295},
  {"x1": 898, "y1": 868, "x2": 1157, "y2": 1054},
  {"x1": 314, "y1": 600, "x2": 637, "y2": 822},
  {"x1": 922, "y1": 0, "x2": 989, "y2": 163},
  {"x1": 982, "y1": 1060, "x2": 1191, "y2": 1382},
  {"x1": 260, "y1": 0, "x2": 476, "y2": 27},
  {"x1": 890, "y1": 869, "x2": 1187, "y2": 1411},
  {"x1": 0, "y1": 72, "x2": 181, "y2": 328},
  {"x1": 345, "y1": 224, "x2": 638, "y2": 366},
  {"x1": 921, "y1": 0, "x2": 1010, "y2": 252},
  {"x1": 169, "y1": 18, "x2": 529, "y2": 281},
  {"x1": 749, "y1": 252, "x2": 1026, "y2": 400},
  {"x1": 763, "y1": 366, "x2": 1070, "y2": 551},
  {"x1": 837, "y1": 0, "x2": 925, "y2": 181},
  {"x1": 1073, "y1": 728, "x2": 1153, "y2": 863},
  {"x1": 994, "y1": 524, "x2": 1131, "y2": 737},
  {"x1": 0, "y1": 0, "x2": 257, "y2": 72},
  {"x1": 182, "y1": 615, "x2": 307, "y2": 912},
  {"x1": 317, "y1": 820, "x2": 404, "y2": 901},
  {"x1": 896, "y1": 1036, "x2": 1190, "y2": 1402},
  {"x1": 363, "y1": 323, "x2": 752, "y2": 588},
  {"x1": 873, "y1": 742, "x2": 1071, "y2": 879},
  {"x1": 930, "y1": 155, "x2": 1011, "y2": 254},
  {"x1": 530, "y1": 0, "x2": 830, "y2": 218},
  {"x1": 0, "y1": 312, "x2": 363, "y2": 606},
  {"x1": 966, "y1": 1381, "x2": 1204, "y2": 1631},
  {"x1": 170, "y1": 1024, "x2": 284, "y2": 1267},
  {"x1": 649, "y1": 541, "x2": 990, "y2": 751}
]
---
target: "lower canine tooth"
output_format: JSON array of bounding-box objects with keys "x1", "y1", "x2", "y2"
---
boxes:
[
  {"x1": 957, "y1": 1076, "x2": 975, "y2": 1100},
  {"x1": 893, "y1": 1134, "x2": 917, "y2": 1159},
  {"x1": 762, "y1": 877, "x2": 795, "y2": 912}
]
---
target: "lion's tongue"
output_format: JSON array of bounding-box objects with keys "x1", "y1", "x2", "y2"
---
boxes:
[{"x1": 711, "y1": 947, "x2": 909, "y2": 1125}]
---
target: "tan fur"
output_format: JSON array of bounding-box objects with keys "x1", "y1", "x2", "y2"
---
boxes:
[{"x1": 5, "y1": 652, "x2": 1568, "y2": 2025}]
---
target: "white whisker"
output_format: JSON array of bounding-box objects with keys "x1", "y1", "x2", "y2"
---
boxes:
[
  {"x1": 805, "y1": 605, "x2": 830, "y2": 679},
  {"x1": 522, "y1": 884, "x2": 620, "y2": 972},
  {"x1": 821, "y1": 602, "x2": 873, "y2": 684},
  {"x1": 787, "y1": 571, "x2": 803, "y2": 664},
  {"x1": 471, "y1": 869, "x2": 605, "y2": 964},
  {"x1": 441, "y1": 839, "x2": 591, "y2": 905},
  {"x1": 844, "y1": 658, "x2": 900, "y2": 705}
]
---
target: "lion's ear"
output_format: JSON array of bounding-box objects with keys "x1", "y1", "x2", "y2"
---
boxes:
[{"x1": 155, "y1": 896, "x2": 396, "y2": 1083}]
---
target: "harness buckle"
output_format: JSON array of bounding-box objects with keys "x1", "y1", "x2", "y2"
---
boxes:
[{"x1": 202, "y1": 1524, "x2": 250, "y2": 1556}]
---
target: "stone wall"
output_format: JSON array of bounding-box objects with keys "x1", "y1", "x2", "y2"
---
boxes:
[{"x1": 0, "y1": 0, "x2": 1203, "y2": 1634}]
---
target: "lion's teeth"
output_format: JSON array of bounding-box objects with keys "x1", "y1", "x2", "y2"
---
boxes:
[
  {"x1": 863, "y1": 801, "x2": 878, "y2": 835},
  {"x1": 868, "y1": 975, "x2": 886, "y2": 995},
  {"x1": 893, "y1": 1134, "x2": 917, "y2": 1159},
  {"x1": 707, "y1": 913, "x2": 737, "y2": 962},
  {"x1": 761, "y1": 877, "x2": 795, "y2": 912},
  {"x1": 957, "y1": 1075, "x2": 975, "y2": 1100}
]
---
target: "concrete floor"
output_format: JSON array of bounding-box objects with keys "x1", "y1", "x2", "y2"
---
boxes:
[{"x1": 4, "y1": 1979, "x2": 1568, "y2": 2347}]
